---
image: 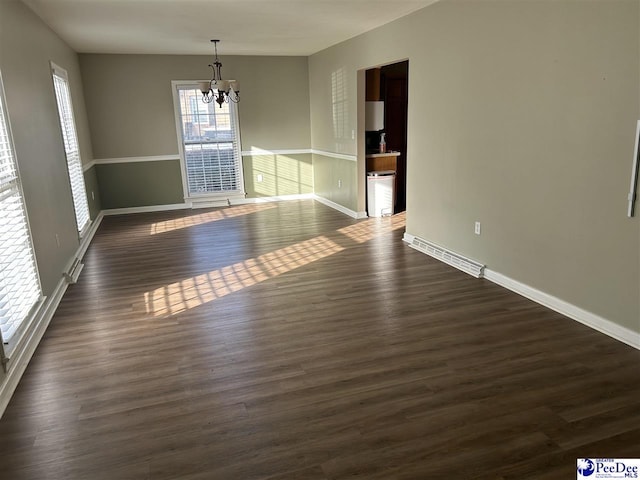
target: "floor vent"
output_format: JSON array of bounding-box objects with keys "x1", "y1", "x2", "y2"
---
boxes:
[{"x1": 403, "y1": 233, "x2": 485, "y2": 278}]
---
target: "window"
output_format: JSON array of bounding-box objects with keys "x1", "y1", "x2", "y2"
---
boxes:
[
  {"x1": 51, "y1": 63, "x2": 90, "y2": 235},
  {"x1": 331, "y1": 67, "x2": 349, "y2": 140},
  {"x1": 0, "y1": 71, "x2": 41, "y2": 345},
  {"x1": 174, "y1": 84, "x2": 244, "y2": 198}
]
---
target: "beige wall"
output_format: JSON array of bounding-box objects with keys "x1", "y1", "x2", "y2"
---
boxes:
[
  {"x1": 0, "y1": 0, "x2": 96, "y2": 296},
  {"x1": 80, "y1": 54, "x2": 311, "y2": 205},
  {"x1": 309, "y1": 0, "x2": 640, "y2": 332},
  {"x1": 80, "y1": 54, "x2": 311, "y2": 158}
]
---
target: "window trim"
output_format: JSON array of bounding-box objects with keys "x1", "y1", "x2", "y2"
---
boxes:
[
  {"x1": 171, "y1": 80, "x2": 246, "y2": 202},
  {"x1": 0, "y1": 69, "x2": 44, "y2": 359},
  {"x1": 50, "y1": 62, "x2": 91, "y2": 238}
]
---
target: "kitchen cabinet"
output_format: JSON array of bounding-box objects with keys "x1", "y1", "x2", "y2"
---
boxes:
[
  {"x1": 366, "y1": 68, "x2": 381, "y2": 101},
  {"x1": 366, "y1": 151, "x2": 399, "y2": 173}
]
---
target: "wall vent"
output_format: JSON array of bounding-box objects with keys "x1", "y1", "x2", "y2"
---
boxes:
[
  {"x1": 63, "y1": 257, "x2": 84, "y2": 284},
  {"x1": 403, "y1": 233, "x2": 485, "y2": 278},
  {"x1": 190, "y1": 198, "x2": 231, "y2": 209}
]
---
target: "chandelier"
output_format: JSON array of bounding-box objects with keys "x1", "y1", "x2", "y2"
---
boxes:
[{"x1": 199, "y1": 40, "x2": 240, "y2": 107}]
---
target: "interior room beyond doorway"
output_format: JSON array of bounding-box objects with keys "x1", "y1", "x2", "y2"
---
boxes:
[{"x1": 365, "y1": 60, "x2": 409, "y2": 216}]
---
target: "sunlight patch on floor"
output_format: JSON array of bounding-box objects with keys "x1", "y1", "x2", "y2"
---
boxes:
[
  {"x1": 149, "y1": 203, "x2": 276, "y2": 235},
  {"x1": 338, "y1": 212, "x2": 405, "y2": 244},
  {"x1": 144, "y1": 235, "x2": 344, "y2": 316}
]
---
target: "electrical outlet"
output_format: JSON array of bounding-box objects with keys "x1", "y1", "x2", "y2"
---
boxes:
[
  {"x1": 257, "y1": 174, "x2": 263, "y2": 183},
  {"x1": 474, "y1": 222, "x2": 481, "y2": 235},
  {"x1": 91, "y1": 191, "x2": 95, "y2": 200},
  {"x1": 55, "y1": 233, "x2": 60, "y2": 247},
  {"x1": 338, "y1": 179, "x2": 342, "y2": 188},
  {"x1": 351, "y1": 130, "x2": 355, "y2": 140}
]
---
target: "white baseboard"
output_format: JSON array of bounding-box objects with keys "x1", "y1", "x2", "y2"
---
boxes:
[
  {"x1": 233, "y1": 193, "x2": 315, "y2": 205},
  {"x1": 402, "y1": 231, "x2": 639, "y2": 351},
  {"x1": 313, "y1": 195, "x2": 366, "y2": 219},
  {"x1": 0, "y1": 277, "x2": 67, "y2": 418},
  {"x1": 484, "y1": 269, "x2": 640, "y2": 350},
  {"x1": 102, "y1": 203, "x2": 190, "y2": 216},
  {"x1": 0, "y1": 213, "x2": 104, "y2": 419},
  {"x1": 63, "y1": 213, "x2": 104, "y2": 275},
  {"x1": 102, "y1": 196, "x2": 322, "y2": 214},
  {"x1": 100, "y1": 196, "x2": 369, "y2": 219}
]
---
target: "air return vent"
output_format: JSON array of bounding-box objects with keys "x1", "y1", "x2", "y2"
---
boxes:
[
  {"x1": 190, "y1": 198, "x2": 231, "y2": 209},
  {"x1": 403, "y1": 233, "x2": 485, "y2": 278},
  {"x1": 63, "y1": 257, "x2": 84, "y2": 284}
]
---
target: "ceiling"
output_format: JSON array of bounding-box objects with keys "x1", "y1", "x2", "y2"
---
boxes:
[{"x1": 22, "y1": 0, "x2": 440, "y2": 56}]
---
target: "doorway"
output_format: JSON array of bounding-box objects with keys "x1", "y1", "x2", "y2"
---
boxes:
[{"x1": 365, "y1": 60, "x2": 409, "y2": 214}]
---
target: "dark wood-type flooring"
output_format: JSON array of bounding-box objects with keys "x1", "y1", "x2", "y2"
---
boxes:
[{"x1": 1, "y1": 200, "x2": 639, "y2": 479}]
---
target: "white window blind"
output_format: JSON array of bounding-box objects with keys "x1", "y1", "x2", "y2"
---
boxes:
[
  {"x1": 0, "y1": 72, "x2": 41, "y2": 344},
  {"x1": 51, "y1": 64, "x2": 90, "y2": 235},
  {"x1": 176, "y1": 86, "x2": 243, "y2": 196}
]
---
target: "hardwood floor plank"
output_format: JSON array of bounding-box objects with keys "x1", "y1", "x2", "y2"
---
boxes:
[
  {"x1": 0, "y1": 200, "x2": 638, "y2": 479},
  {"x1": 483, "y1": 429, "x2": 640, "y2": 479}
]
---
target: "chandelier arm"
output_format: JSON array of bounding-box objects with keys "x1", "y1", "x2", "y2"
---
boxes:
[{"x1": 202, "y1": 40, "x2": 239, "y2": 107}]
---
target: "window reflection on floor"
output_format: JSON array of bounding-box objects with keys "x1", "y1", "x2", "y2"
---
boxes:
[
  {"x1": 337, "y1": 212, "x2": 405, "y2": 244},
  {"x1": 149, "y1": 203, "x2": 276, "y2": 235},
  {"x1": 144, "y1": 235, "x2": 344, "y2": 316}
]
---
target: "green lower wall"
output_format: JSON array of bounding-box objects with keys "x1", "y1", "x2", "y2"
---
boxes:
[
  {"x1": 243, "y1": 153, "x2": 313, "y2": 197},
  {"x1": 95, "y1": 153, "x2": 315, "y2": 210},
  {"x1": 312, "y1": 154, "x2": 358, "y2": 212},
  {"x1": 96, "y1": 160, "x2": 184, "y2": 209}
]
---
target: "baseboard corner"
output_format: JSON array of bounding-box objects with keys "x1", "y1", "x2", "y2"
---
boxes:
[{"x1": 313, "y1": 195, "x2": 361, "y2": 219}]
